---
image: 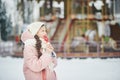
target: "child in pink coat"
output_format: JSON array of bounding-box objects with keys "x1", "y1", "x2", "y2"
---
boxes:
[{"x1": 21, "y1": 22, "x2": 57, "y2": 80}]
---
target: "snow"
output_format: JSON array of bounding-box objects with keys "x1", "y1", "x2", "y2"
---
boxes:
[{"x1": 0, "y1": 56, "x2": 120, "y2": 80}]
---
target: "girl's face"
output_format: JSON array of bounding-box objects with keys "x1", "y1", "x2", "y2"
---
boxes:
[{"x1": 37, "y1": 26, "x2": 47, "y2": 38}]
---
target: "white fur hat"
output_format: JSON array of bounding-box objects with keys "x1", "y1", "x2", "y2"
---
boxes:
[{"x1": 27, "y1": 21, "x2": 45, "y2": 36}]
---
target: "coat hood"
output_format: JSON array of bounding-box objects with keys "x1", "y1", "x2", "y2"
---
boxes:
[{"x1": 21, "y1": 30, "x2": 34, "y2": 43}]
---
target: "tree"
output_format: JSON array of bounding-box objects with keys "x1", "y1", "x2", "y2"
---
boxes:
[{"x1": 0, "y1": 0, "x2": 12, "y2": 41}]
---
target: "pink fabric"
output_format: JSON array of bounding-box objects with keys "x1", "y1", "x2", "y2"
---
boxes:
[
  {"x1": 21, "y1": 30, "x2": 34, "y2": 42},
  {"x1": 42, "y1": 69, "x2": 46, "y2": 80},
  {"x1": 21, "y1": 30, "x2": 57, "y2": 80}
]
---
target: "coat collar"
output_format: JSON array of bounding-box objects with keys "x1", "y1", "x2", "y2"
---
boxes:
[
  {"x1": 24, "y1": 38, "x2": 47, "y2": 48},
  {"x1": 24, "y1": 39, "x2": 36, "y2": 47}
]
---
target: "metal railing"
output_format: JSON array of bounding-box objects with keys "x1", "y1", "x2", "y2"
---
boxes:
[
  {"x1": 0, "y1": 40, "x2": 120, "y2": 57},
  {"x1": 0, "y1": 41, "x2": 23, "y2": 56},
  {"x1": 51, "y1": 40, "x2": 120, "y2": 54},
  {"x1": 0, "y1": 41, "x2": 14, "y2": 56}
]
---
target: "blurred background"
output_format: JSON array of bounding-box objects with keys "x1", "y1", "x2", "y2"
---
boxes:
[
  {"x1": 0, "y1": 0, "x2": 120, "y2": 80},
  {"x1": 0, "y1": 0, "x2": 120, "y2": 58}
]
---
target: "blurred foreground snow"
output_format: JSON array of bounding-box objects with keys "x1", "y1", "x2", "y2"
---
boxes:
[{"x1": 0, "y1": 56, "x2": 120, "y2": 80}]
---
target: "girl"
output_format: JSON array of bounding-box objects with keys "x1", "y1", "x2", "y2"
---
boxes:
[{"x1": 21, "y1": 22, "x2": 57, "y2": 80}]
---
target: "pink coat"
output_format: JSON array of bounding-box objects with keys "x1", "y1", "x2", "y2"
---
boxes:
[{"x1": 21, "y1": 30, "x2": 57, "y2": 80}]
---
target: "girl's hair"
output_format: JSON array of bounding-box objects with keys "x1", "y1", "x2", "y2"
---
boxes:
[
  {"x1": 34, "y1": 35, "x2": 42, "y2": 58},
  {"x1": 34, "y1": 25, "x2": 47, "y2": 58}
]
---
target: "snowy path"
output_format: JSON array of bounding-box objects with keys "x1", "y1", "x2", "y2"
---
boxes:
[{"x1": 0, "y1": 56, "x2": 120, "y2": 80}]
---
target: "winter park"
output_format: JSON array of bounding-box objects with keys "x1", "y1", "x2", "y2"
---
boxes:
[{"x1": 0, "y1": 0, "x2": 120, "y2": 80}]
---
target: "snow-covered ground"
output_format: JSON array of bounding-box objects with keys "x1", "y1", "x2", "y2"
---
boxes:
[{"x1": 0, "y1": 56, "x2": 120, "y2": 80}]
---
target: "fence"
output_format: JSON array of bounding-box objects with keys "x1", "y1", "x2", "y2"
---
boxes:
[
  {"x1": 0, "y1": 41, "x2": 23, "y2": 56},
  {"x1": 0, "y1": 40, "x2": 120, "y2": 57},
  {"x1": 51, "y1": 40, "x2": 120, "y2": 53},
  {"x1": 50, "y1": 40, "x2": 120, "y2": 58},
  {"x1": 0, "y1": 41, "x2": 14, "y2": 56}
]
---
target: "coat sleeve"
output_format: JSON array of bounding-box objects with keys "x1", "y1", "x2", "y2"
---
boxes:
[{"x1": 23, "y1": 45, "x2": 52, "y2": 72}]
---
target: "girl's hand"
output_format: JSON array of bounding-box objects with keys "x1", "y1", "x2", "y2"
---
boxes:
[{"x1": 45, "y1": 43, "x2": 54, "y2": 54}]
